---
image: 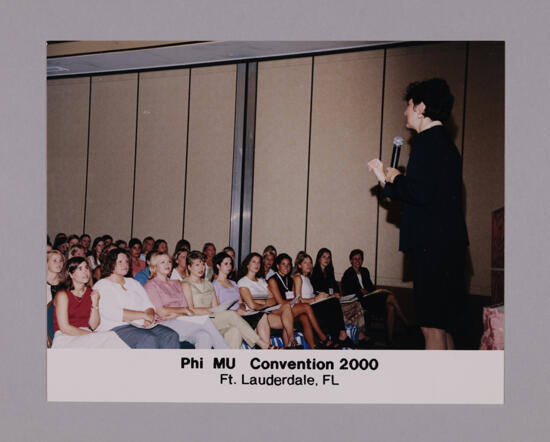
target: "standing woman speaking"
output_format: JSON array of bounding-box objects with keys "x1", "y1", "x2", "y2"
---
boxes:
[{"x1": 368, "y1": 78, "x2": 468, "y2": 350}]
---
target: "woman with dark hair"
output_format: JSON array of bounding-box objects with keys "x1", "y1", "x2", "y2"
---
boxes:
[
  {"x1": 262, "y1": 250, "x2": 276, "y2": 280},
  {"x1": 153, "y1": 239, "x2": 168, "y2": 254},
  {"x1": 101, "y1": 234, "x2": 113, "y2": 248},
  {"x1": 128, "y1": 238, "x2": 146, "y2": 277},
  {"x1": 170, "y1": 247, "x2": 190, "y2": 281},
  {"x1": 293, "y1": 253, "x2": 353, "y2": 348},
  {"x1": 47, "y1": 250, "x2": 65, "y2": 304},
  {"x1": 341, "y1": 249, "x2": 409, "y2": 345},
  {"x1": 79, "y1": 233, "x2": 91, "y2": 253},
  {"x1": 202, "y1": 242, "x2": 216, "y2": 281},
  {"x1": 368, "y1": 78, "x2": 468, "y2": 349},
  {"x1": 268, "y1": 253, "x2": 333, "y2": 349},
  {"x1": 181, "y1": 251, "x2": 271, "y2": 349},
  {"x1": 311, "y1": 248, "x2": 372, "y2": 348},
  {"x1": 88, "y1": 237, "x2": 105, "y2": 271},
  {"x1": 212, "y1": 252, "x2": 272, "y2": 348},
  {"x1": 221, "y1": 246, "x2": 238, "y2": 281},
  {"x1": 174, "y1": 239, "x2": 191, "y2": 254},
  {"x1": 144, "y1": 252, "x2": 229, "y2": 349},
  {"x1": 52, "y1": 257, "x2": 128, "y2": 348},
  {"x1": 238, "y1": 253, "x2": 300, "y2": 349},
  {"x1": 93, "y1": 248, "x2": 180, "y2": 348},
  {"x1": 53, "y1": 233, "x2": 69, "y2": 256}
]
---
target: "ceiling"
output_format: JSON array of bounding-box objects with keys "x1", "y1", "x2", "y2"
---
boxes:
[{"x1": 47, "y1": 41, "x2": 398, "y2": 78}]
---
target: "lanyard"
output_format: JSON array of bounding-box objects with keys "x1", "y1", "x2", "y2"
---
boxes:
[{"x1": 276, "y1": 273, "x2": 290, "y2": 292}]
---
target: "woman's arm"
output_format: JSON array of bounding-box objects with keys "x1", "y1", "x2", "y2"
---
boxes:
[
  {"x1": 239, "y1": 287, "x2": 267, "y2": 311},
  {"x1": 267, "y1": 277, "x2": 287, "y2": 304},
  {"x1": 156, "y1": 305, "x2": 192, "y2": 319},
  {"x1": 54, "y1": 291, "x2": 91, "y2": 336},
  {"x1": 88, "y1": 290, "x2": 100, "y2": 330},
  {"x1": 181, "y1": 281, "x2": 211, "y2": 315},
  {"x1": 293, "y1": 275, "x2": 326, "y2": 304}
]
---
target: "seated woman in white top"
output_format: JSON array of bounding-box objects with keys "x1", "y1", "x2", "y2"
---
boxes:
[
  {"x1": 181, "y1": 251, "x2": 271, "y2": 349},
  {"x1": 237, "y1": 253, "x2": 299, "y2": 349},
  {"x1": 170, "y1": 247, "x2": 189, "y2": 281},
  {"x1": 52, "y1": 257, "x2": 128, "y2": 348},
  {"x1": 293, "y1": 253, "x2": 350, "y2": 349},
  {"x1": 268, "y1": 253, "x2": 333, "y2": 349},
  {"x1": 93, "y1": 248, "x2": 180, "y2": 349},
  {"x1": 212, "y1": 252, "x2": 272, "y2": 348}
]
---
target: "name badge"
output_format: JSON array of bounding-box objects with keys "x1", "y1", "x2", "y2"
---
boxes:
[{"x1": 285, "y1": 290, "x2": 295, "y2": 299}]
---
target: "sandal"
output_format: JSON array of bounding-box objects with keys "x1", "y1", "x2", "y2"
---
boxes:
[
  {"x1": 318, "y1": 337, "x2": 334, "y2": 349},
  {"x1": 285, "y1": 339, "x2": 304, "y2": 349}
]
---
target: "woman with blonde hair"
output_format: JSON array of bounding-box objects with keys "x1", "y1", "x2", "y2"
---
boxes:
[
  {"x1": 47, "y1": 250, "x2": 65, "y2": 304},
  {"x1": 182, "y1": 251, "x2": 272, "y2": 349},
  {"x1": 144, "y1": 252, "x2": 229, "y2": 349}
]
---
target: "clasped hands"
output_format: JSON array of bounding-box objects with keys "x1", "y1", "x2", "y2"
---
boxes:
[{"x1": 367, "y1": 159, "x2": 400, "y2": 186}]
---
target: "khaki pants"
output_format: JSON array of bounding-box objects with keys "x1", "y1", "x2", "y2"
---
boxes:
[{"x1": 211, "y1": 310, "x2": 259, "y2": 349}]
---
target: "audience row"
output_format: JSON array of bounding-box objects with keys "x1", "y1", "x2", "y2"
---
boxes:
[{"x1": 47, "y1": 233, "x2": 409, "y2": 349}]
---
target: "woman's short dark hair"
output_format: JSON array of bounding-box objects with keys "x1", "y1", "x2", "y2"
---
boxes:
[
  {"x1": 100, "y1": 248, "x2": 131, "y2": 278},
  {"x1": 213, "y1": 252, "x2": 231, "y2": 275},
  {"x1": 238, "y1": 252, "x2": 264, "y2": 280},
  {"x1": 153, "y1": 239, "x2": 167, "y2": 252},
  {"x1": 405, "y1": 78, "x2": 454, "y2": 123},
  {"x1": 202, "y1": 242, "x2": 215, "y2": 252},
  {"x1": 53, "y1": 233, "x2": 68, "y2": 250},
  {"x1": 114, "y1": 239, "x2": 127, "y2": 248},
  {"x1": 175, "y1": 239, "x2": 191, "y2": 252},
  {"x1": 102, "y1": 234, "x2": 113, "y2": 243},
  {"x1": 275, "y1": 253, "x2": 292, "y2": 267},
  {"x1": 186, "y1": 250, "x2": 205, "y2": 267},
  {"x1": 62, "y1": 256, "x2": 88, "y2": 291},
  {"x1": 349, "y1": 249, "x2": 363, "y2": 261},
  {"x1": 129, "y1": 238, "x2": 142, "y2": 249}
]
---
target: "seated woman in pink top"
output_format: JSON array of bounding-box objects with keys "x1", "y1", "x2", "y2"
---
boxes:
[
  {"x1": 212, "y1": 252, "x2": 272, "y2": 348},
  {"x1": 144, "y1": 252, "x2": 229, "y2": 349},
  {"x1": 52, "y1": 257, "x2": 128, "y2": 348},
  {"x1": 129, "y1": 238, "x2": 146, "y2": 277}
]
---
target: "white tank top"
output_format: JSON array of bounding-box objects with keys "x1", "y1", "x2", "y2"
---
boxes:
[{"x1": 299, "y1": 275, "x2": 315, "y2": 299}]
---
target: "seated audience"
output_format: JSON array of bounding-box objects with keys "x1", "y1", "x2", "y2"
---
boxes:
[
  {"x1": 311, "y1": 248, "x2": 372, "y2": 348},
  {"x1": 221, "y1": 246, "x2": 238, "y2": 281},
  {"x1": 181, "y1": 251, "x2": 270, "y2": 349},
  {"x1": 79, "y1": 233, "x2": 91, "y2": 253},
  {"x1": 129, "y1": 238, "x2": 146, "y2": 276},
  {"x1": 52, "y1": 257, "x2": 128, "y2": 348},
  {"x1": 170, "y1": 247, "x2": 190, "y2": 281},
  {"x1": 88, "y1": 236, "x2": 105, "y2": 270},
  {"x1": 202, "y1": 242, "x2": 216, "y2": 282},
  {"x1": 144, "y1": 252, "x2": 229, "y2": 349},
  {"x1": 68, "y1": 244, "x2": 87, "y2": 259},
  {"x1": 53, "y1": 233, "x2": 69, "y2": 257},
  {"x1": 93, "y1": 248, "x2": 180, "y2": 348},
  {"x1": 238, "y1": 253, "x2": 299, "y2": 349},
  {"x1": 102, "y1": 234, "x2": 113, "y2": 248},
  {"x1": 262, "y1": 250, "x2": 276, "y2": 280},
  {"x1": 114, "y1": 239, "x2": 127, "y2": 249},
  {"x1": 341, "y1": 249, "x2": 409, "y2": 345},
  {"x1": 47, "y1": 250, "x2": 65, "y2": 304},
  {"x1": 293, "y1": 253, "x2": 356, "y2": 348},
  {"x1": 134, "y1": 251, "x2": 152, "y2": 286},
  {"x1": 140, "y1": 236, "x2": 154, "y2": 261},
  {"x1": 212, "y1": 252, "x2": 272, "y2": 348},
  {"x1": 153, "y1": 239, "x2": 168, "y2": 254},
  {"x1": 268, "y1": 253, "x2": 333, "y2": 349}
]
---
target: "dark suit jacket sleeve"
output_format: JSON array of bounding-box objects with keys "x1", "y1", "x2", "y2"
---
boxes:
[
  {"x1": 361, "y1": 267, "x2": 376, "y2": 292},
  {"x1": 340, "y1": 268, "x2": 357, "y2": 295},
  {"x1": 384, "y1": 142, "x2": 439, "y2": 206}
]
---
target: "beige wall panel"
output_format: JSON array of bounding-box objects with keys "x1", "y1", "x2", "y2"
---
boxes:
[
  {"x1": 133, "y1": 70, "x2": 189, "y2": 251},
  {"x1": 463, "y1": 42, "x2": 504, "y2": 295},
  {"x1": 252, "y1": 58, "x2": 312, "y2": 259},
  {"x1": 377, "y1": 43, "x2": 467, "y2": 288},
  {"x1": 184, "y1": 65, "x2": 235, "y2": 251},
  {"x1": 308, "y1": 51, "x2": 384, "y2": 279},
  {"x1": 85, "y1": 74, "x2": 137, "y2": 241},
  {"x1": 47, "y1": 77, "x2": 90, "y2": 239}
]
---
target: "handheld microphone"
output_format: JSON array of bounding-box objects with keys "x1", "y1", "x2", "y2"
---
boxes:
[{"x1": 390, "y1": 136, "x2": 404, "y2": 168}]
